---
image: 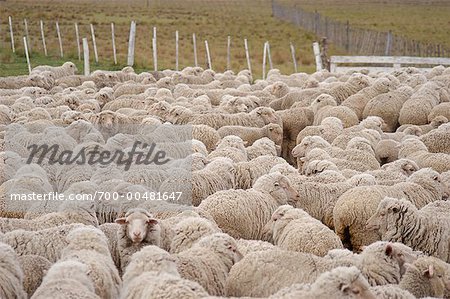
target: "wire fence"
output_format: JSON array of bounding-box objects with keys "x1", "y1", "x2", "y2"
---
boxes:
[{"x1": 272, "y1": 1, "x2": 450, "y2": 57}]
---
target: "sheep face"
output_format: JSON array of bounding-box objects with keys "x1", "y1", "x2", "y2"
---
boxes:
[
  {"x1": 115, "y1": 211, "x2": 159, "y2": 244},
  {"x1": 253, "y1": 107, "x2": 279, "y2": 125},
  {"x1": 366, "y1": 197, "x2": 415, "y2": 239},
  {"x1": 255, "y1": 172, "x2": 299, "y2": 205},
  {"x1": 196, "y1": 233, "x2": 243, "y2": 264}
]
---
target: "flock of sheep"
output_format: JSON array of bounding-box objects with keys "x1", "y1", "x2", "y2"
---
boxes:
[{"x1": 0, "y1": 60, "x2": 450, "y2": 299}]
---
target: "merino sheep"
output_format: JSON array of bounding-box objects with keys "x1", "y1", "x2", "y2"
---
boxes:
[
  {"x1": 0, "y1": 242, "x2": 27, "y2": 299},
  {"x1": 270, "y1": 266, "x2": 376, "y2": 299},
  {"x1": 218, "y1": 123, "x2": 283, "y2": 146},
  {"x1": 31, "y1": 260, "x2": 101, "y2": 299},
  {"x1": 175, "y1": 233, "x2": 243, "y2": 296},
  {"x1": 333, "y1": 168, "x2": 447, "y2": 251},
  {"x1": 263, "y1": 205, "x2": 344, "y2": 256},
  {"x1": 115, "y1": 208, "x2": 161, "y2": 272},
  {"x1": 199, "y1": 172, "x2": 299, "y2": 240},
  {"x1": 311, "y1": 94, "x2": 359, "y2": 128},
  {"x1": 367, "y1": 197, "x2": 450, "y2": 262}
]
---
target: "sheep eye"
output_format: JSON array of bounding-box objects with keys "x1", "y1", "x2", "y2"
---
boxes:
[
  {"x1": 380, "y1": 212, "x2": 385, "y2": 216},
  {"x1": 274, "y1": 182, "x2": 280, "y2": 187},
  {"x1": 352, "y1": 289, "x2": 360, "y2": 295}
]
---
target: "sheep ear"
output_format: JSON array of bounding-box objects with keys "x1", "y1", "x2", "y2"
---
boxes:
[
  {"x1": 424, "y1": 265, "x2": 434, "y2": 278},
  {"x1": 385, "y1": 244, "x2": 393, "y2": 256},
  {"x1": 115, "y1": 218, "x2": 127, "y2": 225},
  {"x1": 147, "y1": 219, "x2": 158, "y2": 226},
  {"x1": 339, "y1": 283, "x2": 350, "y2": 293}
]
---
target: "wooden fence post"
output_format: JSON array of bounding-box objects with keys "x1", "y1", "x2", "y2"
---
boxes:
[
  {"x1": 40, "y1": 20, "x2": 47, "y2": 56},
  {"x1": 127, "y1": 21, "x2": 136, "y2": 66},
  {"x1": 153, "y1": 27, "x2": 157, "y2": 71},
  {"x1": 385, "y1": 30, "x2": 392, "y2": 56},
  {"x1": 227, "y1": 35, "x2": 231, "y2": 70},
  {"x1": 244, "y1": 38, "x2": 252, "y2": 79},
  {"x1": 9, "y1": 16, "x2": 15, "y2": 53},
  {"x1": 175, "y1": 30, "x2": 179, "y2": 71},
  {"x1": 266, "y1": 41, "x2": 273, "y2": 70},
  {"x1": 345, "y1": 20, "x2": 350, "y2": 52},
  {"x1": 290, "y1": 42, "x2": 298, "y2": 73},
  {"x1": 23, "y1": 36, "x2": 31, "y2": 74},
  {"x1": 24, "y1": 19, "x2": 31, "y2": 53},
  {"x1": 56, "y1": 21, "x2": 63, "y2": 57},
  {"x1": 90, "y1": 24, "x2": 98, "y2": 63},
  {"x1": 82, "y1": 37, "x2": 90, "y2": 75},
  {"x1": 313, "y1": 42, "x2": 323, "y2": 71},
  {"x1": 262, "y1": 42, "x2": 267, "y2": 80},
  {"x1": 193, "y1": 33, "x2": 198, "y2": 67},
  {"x1": 205, "y1": 40, "x2": 212, "y2": 70},
  {"x1": 75, "y1": 23, "x2": 81, "y2": 60},
  {"x1": 111, "y1": 23, "x2": 117, "y2": 64}
]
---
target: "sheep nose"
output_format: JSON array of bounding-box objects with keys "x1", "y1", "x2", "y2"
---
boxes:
[{"x1": 133, "y1": 232, "x2": 141, "y2": 237}]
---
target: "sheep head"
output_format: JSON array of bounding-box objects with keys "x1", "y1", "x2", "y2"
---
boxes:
[{"x1": 115, "y1": 208, "x2": 159, "y2": 244}]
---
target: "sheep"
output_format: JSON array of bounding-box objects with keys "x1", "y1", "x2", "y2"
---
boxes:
[
  {"x1": 0, "y1": 224, "x2": 84, "y2": 262},
  {"x1": 375, "y1": 139, "x2": 400, "y2": 165},
  {"x1": 170, "y1": 215, "x2": 221, "y2": 253},
  {"x1": 207, "y1": 135, "x2": 248, "y2": 163},
  {"x1": 246, "y1": 137, "x2": 280, "y2": 160},
  {"x1": 296, "y1": 116, "x2": 344, "y2": 146},
  {"x1": 115, "y1": 208, "x2": 161, "y2": 272},
  {"x1": 362, "y1": 85, "x2": 414, "y2": 132},
  {"x1": 398, "y1": 256, "x2": 450, "y2": 298},
  {"x1": 398, "y1": 137, "x2": 450, "y2": 173},
  {"x1": 420, "y1": 123, "x2": 450, "y2": 154},
  {"x1": 225, "y1": 241, "x2": 419, "y2": 297},
  {"x1": 275, "y1": 106, "x2": 314, "y2": 164},
  {"x1": 175, "y1": 233, "x2": 243, "y2": 296},
  {"x1": 428, "y1": 102, "x2": 450, "y2": 122},
  {"x1": 187, "y1": 106, "x2": 280, "y2": 129},
  {"x1": 60, "y1": 226, "x2": 121, "y2": 299},
  {"x1": 17, "y1": 255, "x2": 51, "y2": 297},
  {"x1": 333, "y1": 168, "x2": 448, "y2": 252},
  {"x1": 234, "y1": 155, "x2": 288, "y2": 189},
  {"x1": 31, "y1": 260, "x2": 101, "y2": 299},
  {"x1": 32, "y1": 61, "x2": 78, "y2": 78},
  {"x1": 399, "y1": 82, "x2": 445, "y2": 125},
  {"x1": 0, "y1": 200, "x2": 98, "y2": 233},
  {"x1": 367, "y1": 197, "x2": 450, "y2": 262},
  {"x1": 0, "y1": 242, "x2": 27, "y2": 299},
  {"x1": 341, "y1": 77, "x2": 398, "y2": 120},
  {"x1": 270, "y1": 266, "x2": 376, "y2": 299},
  {"x1": 192, "y1": 124, "x2": 221, "y2": 152},
  {"x1": 262, "y1": 205, "x2": 343, "y2": 256},
  {"x1": 122, "y1": 272, "x2": 208, "y2": 299},
  {"x1": 199, "y1": 172, "x2": 299, "y2": 240},
  {"x1": 217, "y1": 123, "x2": 283, "y2": 146},
  {"x1": 311, "y1": 94, "x2": 359, "y2": 128},
  {"x1": 397, "y1": 115, "x2": 447, "y2": 134}
]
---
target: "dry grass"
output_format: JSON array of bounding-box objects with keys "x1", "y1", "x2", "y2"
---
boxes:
[
  {"x1": 281, "y1": 0, "x2": 450, "y2": 49},
  {"x1": 0, "y1": 0, "x2": 321, "y2": 77}
]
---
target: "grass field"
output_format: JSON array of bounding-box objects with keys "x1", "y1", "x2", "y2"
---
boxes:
[
  {"x1": 0, "y1": 0, "x2": 320, "y2": 77},
  {"x1": 282, "y1": 0, "x2": 450, "y2": 49}
]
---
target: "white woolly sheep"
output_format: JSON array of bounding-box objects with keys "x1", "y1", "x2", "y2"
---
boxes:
[
  {"x1": 0, "y1": 242, "x2": 27, "y2": 299},
  {"x1": 32, "y1": 62, "x2": 78, "y2": 78},
  {"x1": 199, "y1": 172, "x2": 299, "y2": 239},
  {"x1": 270, "y1": 266, "x2": 376, "y2": 299},
  {"x1": 31, "y1": 260, "x2": 100, "y2": 299},
  {"x1": 218, "y1": 123, "x2": 283, "y2": 146},
  {"x1": 367, "y1": 197, "x2": 450, "y2": 262},
  {"x1": 333, "y1": 168, "x2": 447, "y2": 251},
  {"x1": 115, "y1": 208, "x2": 161, "y2": 272},
  {"x1": 311, "y1": 94, "x2": 359, "y2": 128},
  {"x1": 175, "y1": 233, "x2": 243, "y2": 296},
  {"x1": 18, "y1": 255, "x2": 51, "y2": 297},
  {"x1": 263, "y1": 205, "x2": 343, "y2": 256}
]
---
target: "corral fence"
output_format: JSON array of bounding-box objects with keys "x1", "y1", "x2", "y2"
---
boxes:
[
  {"x1": 0, "y1": 16, "x2": 315, "y2": 78},
  {"x1": 272, "y1": 1, "x2": 450, "y2": 58}
]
